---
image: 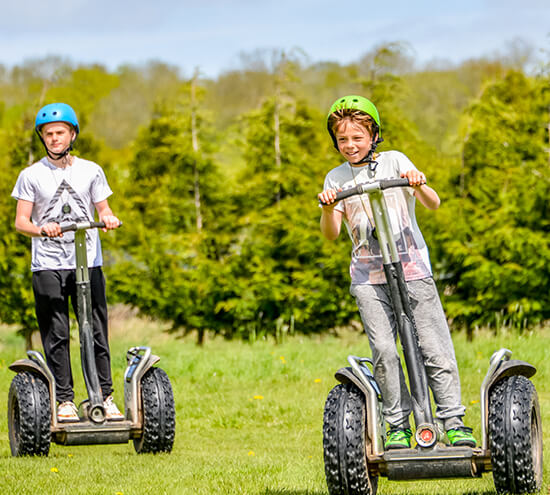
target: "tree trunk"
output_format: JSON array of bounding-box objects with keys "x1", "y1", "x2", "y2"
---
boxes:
[
  {"x1": 25, "y1": 329, "x2": 34, "y2": 352},
  {"x1": 274, "y1": 75, "x2": 282, "y2": 204},
  {"x1": 191, "y1": 68, "x2": 203, "y2": 232}
]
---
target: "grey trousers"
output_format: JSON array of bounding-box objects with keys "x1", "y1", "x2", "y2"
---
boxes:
[{"x1": 351, "y1": 277, "x2": 466, "y2": 430}]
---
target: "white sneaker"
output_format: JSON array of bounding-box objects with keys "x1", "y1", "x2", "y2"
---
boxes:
[
  {"x1": 104, "y1": 395, "x2": 124, "y2": 421},
  {"x1": 57, "y1": 401, "x2": 79, "y2": 422}
]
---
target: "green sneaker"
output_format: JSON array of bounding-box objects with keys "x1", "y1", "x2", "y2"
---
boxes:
[
  {"x1": 385, "y1": 427, "x2": 412, "y2": 450},
  {"x1": 447, "y1": 427, "x2": 477, "y2": 447}
]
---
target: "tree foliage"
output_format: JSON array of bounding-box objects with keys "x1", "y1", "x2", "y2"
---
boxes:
[
  {"x1": 1, "y1": 46, "x2": 548, "y2": 344},
  {"x1": 437, "y1": 71, "x2": 550, "y2": 332}
]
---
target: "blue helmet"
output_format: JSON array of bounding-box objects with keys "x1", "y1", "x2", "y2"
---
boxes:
[{"x1": 35, "y1": 103, "x2": 80, "y2": 134}]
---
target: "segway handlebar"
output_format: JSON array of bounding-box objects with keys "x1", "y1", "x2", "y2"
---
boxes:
[
  {"x1": 333, "y1": 177, "x2": 411, "y2": 202},
  {"x1": 41, "y1": 221, "x2": 122, "y2": 236},
  {"x1": 61, "y1": 221, "x2": 107, "y2": 233}
]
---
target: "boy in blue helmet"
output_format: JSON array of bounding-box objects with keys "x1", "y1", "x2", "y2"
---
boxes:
[
  {"x1": 318, "y1": 95, "x2": 476, "y2": 449},
  {"x1": 11, "y1": 103, "x2": 124, "y2": 422}
]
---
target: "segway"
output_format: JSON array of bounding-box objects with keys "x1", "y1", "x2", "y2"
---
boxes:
[
  {"x1": 8, "y1": 221, "x2": 176, "y2": 456},
  {"x1": 321, "y1": 178, "x2": 543, "y2": 495}
]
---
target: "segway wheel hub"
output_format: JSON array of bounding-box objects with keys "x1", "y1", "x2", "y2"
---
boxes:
[{"x1": 416, "y1": 424, "x2": 437, "y2": 448}]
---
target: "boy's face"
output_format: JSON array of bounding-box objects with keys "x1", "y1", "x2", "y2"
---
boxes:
[
  {"x1": 40, "y1": 122, "x2": 76, "y2": 155},
  {"x1": 335, "y1": 120, "x2": 372, "y2": 165}
]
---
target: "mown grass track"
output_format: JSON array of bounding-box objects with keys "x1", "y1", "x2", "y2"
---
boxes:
[{"x1": 0, "y1": 318, "x2": 548, "y2": 494}]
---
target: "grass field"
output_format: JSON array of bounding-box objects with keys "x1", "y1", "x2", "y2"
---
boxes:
[{"x1": 0, "y1": 314, "x2": 548, "y2": 495}]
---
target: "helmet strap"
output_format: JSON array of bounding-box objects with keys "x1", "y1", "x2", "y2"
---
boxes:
[
  {"x1": 354, "y1": 135, "x2": 384, "y2": 171},
  {"x1": 36, "y1": 129, "x2": 74, "y2": 162}
]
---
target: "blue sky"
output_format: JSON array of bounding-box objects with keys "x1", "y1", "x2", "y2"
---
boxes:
[{"x1": 2, "y1": 0, "x2": 548, "y2": 77}]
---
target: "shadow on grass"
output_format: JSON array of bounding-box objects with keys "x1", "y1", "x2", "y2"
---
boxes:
[
  {"x1": 260, "y1": 490, "x2": 497, "y2": 495},
  {"x1": 260, "y1": 490, "x2": 326, "y2": 495},
  {"x1": 392, "y1": 492, "x2": 496, "y2": 495}
]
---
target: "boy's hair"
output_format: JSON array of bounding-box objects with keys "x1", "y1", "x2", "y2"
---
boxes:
[{"x1": 328, "y1": 108, "x2": 378, "y2": 140}]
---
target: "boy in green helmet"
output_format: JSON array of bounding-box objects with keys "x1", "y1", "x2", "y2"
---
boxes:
[{"x1": 318, "y1": 95, "x2": 476, "y2": 449}]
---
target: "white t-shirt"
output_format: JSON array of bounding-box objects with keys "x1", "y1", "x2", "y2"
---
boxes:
[
  {"x1": 323, "y1": 150, "x2": 432, "y2": 285},
  {"x1": 11, "y1": 156, "x2": 113, "y2": 272}
]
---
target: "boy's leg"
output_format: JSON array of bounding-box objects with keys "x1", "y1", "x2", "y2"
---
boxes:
[
  {"x1": 407, "y1": 277, "x2": 466, "y2": 430},
  {"x1": 89, "y1": 267, "x2": 113, "y2": 399},
  {"x1": 351, "y1": 283, "x2": 412, "y2": 429},
  {"x1": 68, "y1": 267, "x2": 113, "y2": 399},
  {"x1": 32, "y1": 270, "x2": 74, "y2": 402}
]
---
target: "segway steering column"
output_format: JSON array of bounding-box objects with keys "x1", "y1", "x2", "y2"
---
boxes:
[{"x1": 64, "y1": 221, "x2": 110, "y2": 423}]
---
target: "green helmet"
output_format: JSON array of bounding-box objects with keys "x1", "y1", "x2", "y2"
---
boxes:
[{"x1": 326, "y1": 95, "x2": 381, "y2": 148}]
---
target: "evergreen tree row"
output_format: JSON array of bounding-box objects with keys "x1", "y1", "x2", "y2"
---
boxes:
[{"x1": 0, "y1": 46, "x2": 548, "y2": 344}]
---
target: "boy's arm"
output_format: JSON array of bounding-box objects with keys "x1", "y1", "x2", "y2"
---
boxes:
[
  {"x1": 14, "y1": 199, "x2": 62, "y2": 237},
  {"x1": 414, "y1": 184, "x2": 440, "y2": 210},
  {"x1": 318, "y1": 188, "x2": 343, "y2": 240},
  {"x1": 320, "y1": 207, "x2": 343, "y2": 241},
  {"x1": 400, "y1": 170, "x2": 440, "y2": 210},
  {"x1": 95, "y1": 199, "x2": 121, "y2": 230},
  {"x1": 15, "y1": 199, "x2": 42, "y2": 237}
]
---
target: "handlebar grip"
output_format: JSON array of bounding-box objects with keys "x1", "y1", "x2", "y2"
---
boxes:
[
  {"x1": 379, "y1": 178, "x2": 411, "y2": 190},
  {"x1": 60, "y1": 221, "x2": 106, "y2": 233},
  {"x1": 334, "y1": 185, "x2": 364, "y2": 202}
]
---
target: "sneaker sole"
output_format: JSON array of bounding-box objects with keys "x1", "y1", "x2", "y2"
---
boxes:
[
  {"x1": 58, "y1": 417, "x2": 80, "y2": 423},
  {"x1": 385, "y1": 444, "x2": 411, "y2": 450},
  {"x1": 450, "y1": 441, "x2": 476, "y2": 447}
]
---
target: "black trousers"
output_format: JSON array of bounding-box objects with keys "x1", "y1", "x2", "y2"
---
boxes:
[{"x1": 32, "y1": 267, "x2": 113, "y2": 403}]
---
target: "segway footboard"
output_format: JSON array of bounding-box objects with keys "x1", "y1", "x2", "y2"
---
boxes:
[{"x1": 380, "y1": 446, "x2": 484, "y2": 480}]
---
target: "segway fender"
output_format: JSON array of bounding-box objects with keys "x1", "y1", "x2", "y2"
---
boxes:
[
  {"x1": 124, "y1": 348, "x2": 161, "y2": 425},
  {"x1": 486, "y1": 359, "x2": 536, "y2": 391},
  {"x1": 9, "y1": 359, "x2": 49, "y2": 377},
  {"x1": 335, "y1": 367, "x2": 371, "y2": 397},
  {"x1": 9, "y1": 356, "x2": 58, "y2": 426},
  {"x1": 335, "y1": 366, "x2": 385, "y2": 456}
]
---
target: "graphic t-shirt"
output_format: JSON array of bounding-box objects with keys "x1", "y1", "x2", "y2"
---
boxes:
[
  {"x1": 11, "y1": 156, "x2": 113, "y2": 271},
  {"x1": 323, "y1": 150, "x2": 432, "y2": 285}
]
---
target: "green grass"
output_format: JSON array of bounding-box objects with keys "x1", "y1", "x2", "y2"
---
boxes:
[{"x1": 0, "y1": 316, "x2": 549, "y2": 495}]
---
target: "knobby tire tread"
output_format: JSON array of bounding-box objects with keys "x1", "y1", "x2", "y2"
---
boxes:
[
  {"x1": 134, "y1": 367, "x2": 176, "y2": 454},
  {"x1": 488, "y1": 375, "x2": 542, "y2": 494},
  {"x1": 323, "y1": 383, "x2": 377, "y2": 495},
  {"x1": 8, "y1": 371, "x2": 51, "y2": 456}
]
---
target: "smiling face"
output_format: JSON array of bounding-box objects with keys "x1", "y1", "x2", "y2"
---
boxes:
[
  {"x1": 334, "y1": 119, "x2": 373, "y2": 165},
  {"x1": 40, "y1": 122, "x2": 76, "y2": 155}
]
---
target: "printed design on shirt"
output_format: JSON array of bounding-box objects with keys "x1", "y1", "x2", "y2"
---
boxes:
[
  {"x1": 39, "y1": 180, "x2": 91, "y2": 245},
  {"x1": 344, "y1": 190, "x2": 430, "y2": 283}
]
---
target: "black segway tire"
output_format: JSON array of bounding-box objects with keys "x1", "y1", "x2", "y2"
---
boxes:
[
  {"x1": 8, "y1": 371, "x2": 51, "y2": 457},
  {"x1": 323, "y1": 383, "x2": 378, "y2": 495},
  {"x1": 488, "y1": 375, "x2": 543, "y2": 494},
  {"x1": 134, "y1": 367, "x2": 175, "y2": 454}
]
